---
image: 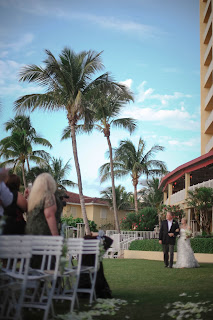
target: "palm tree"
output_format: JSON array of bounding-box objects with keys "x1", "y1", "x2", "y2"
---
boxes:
[
  {"x1": 14, "y1": 47, "x2": 128, "y2": 235},
  {"x1": 4, "y1": 115, "x2": 52, "y2": 171},
  {"x1": 140, "y1": 178, "x2": 163, "y2": 209},
  {"x1": 62, "y1": 89, "x2": 136, "y2": 232},
  {"x1": 26, "y1": 157, "x2": 77, "y2": 190},
  {"x1": 100, "y1": 185, "x2": 133, "y2": 211},
  {"x1": 0, "y1": 130, "x2": 50, "y2": 188},
  {"x1": 100, "y1": 138, "x2": 167, "y2": 213}
]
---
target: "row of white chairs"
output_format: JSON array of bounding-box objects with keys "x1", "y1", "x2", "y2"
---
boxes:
[{"x1": 0, "y1": 235, "x2": 100, "y2": 320}]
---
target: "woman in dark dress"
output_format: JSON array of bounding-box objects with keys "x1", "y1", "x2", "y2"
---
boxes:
[{"x1": 3, "y1": 174, "x2": 27, "y2": 235}]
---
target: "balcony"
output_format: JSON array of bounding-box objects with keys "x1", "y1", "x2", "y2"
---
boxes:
[
  {"x1": 205, "y1": 84, "x2": 213, "y2": 110},
  {"x1": 204, "y1": 59, "x2": 213, "y2": 88},
  {"x1": 205, "y1": 109, "x2": 213, "y2": 133},
  {"x1": 203, "y1": 12, "x2": 212, "y2": 44},
  {"x1": 203, "y1": 0, "x2": 211, "y2": 23},
  {"x1": 165, "y1": 179, "x2": 213, "y2": 205},
  {"x1": 204, "y1": 37, "x2": 212, "y2": 66},
  {"x1": 205, "y1": 135, "x2": 213, "y2": 153}
]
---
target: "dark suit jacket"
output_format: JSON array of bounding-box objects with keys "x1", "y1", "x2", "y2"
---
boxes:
[{"x1": 159, "y1": 220, "x2": 179, "y2": 245}]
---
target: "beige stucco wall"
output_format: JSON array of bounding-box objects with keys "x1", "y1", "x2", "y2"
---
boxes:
[
  {"x1": 62, "y1": 203, "x2": 127, "y2": 229},
  {"x1": 124, "y1": 250, "x2": 213, "y2": 263}
]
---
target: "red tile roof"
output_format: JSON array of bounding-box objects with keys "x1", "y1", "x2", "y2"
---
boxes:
[{"x1": 64, "y1": 191, "x2": 108, "y2": 206}]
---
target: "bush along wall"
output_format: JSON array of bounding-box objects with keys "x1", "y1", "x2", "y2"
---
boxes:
[{"x1": 129, "y1": 238, "x2": 213, "y2": 254}]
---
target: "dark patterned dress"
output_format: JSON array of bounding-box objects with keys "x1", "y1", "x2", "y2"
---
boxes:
[{"x1": 26, "y1": 191, "x2": 63, "y2": 236}]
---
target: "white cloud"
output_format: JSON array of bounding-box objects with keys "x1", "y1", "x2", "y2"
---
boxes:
[
  {"x1": 0, "y1": 33, "x2": 34, "y2": 51},
  {"x1": 119, "y1": 79, "x2": 133, "y2": 89},
  {"x1": 0, "y1": 60, "x2": 23, "y2": 82},
  {"x1": 122, "y1": 105, "x2": 199, "y2": 130},
  {"x1": 0, "y1": 1, "x2": 163, "y2": 38},
  {"x1": 136, "y1": 81, "x2": 192, "y2": 105}
]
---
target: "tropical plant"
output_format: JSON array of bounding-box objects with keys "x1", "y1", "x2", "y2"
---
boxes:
[
  {"x1": 15, "y1": 47, "x2": 128, "y2": 235},
  {"x1": 100, "y1": 138, "x2": 167, "y2": 213},
  {"x1": 187, "y1": 187, "x2": 213, "y2": 235},
  {"x1": 159, "y1": 204, "x2": 184, "y2": 222},
  {"x1": 120, "y1": 207, "x2": 158, "y2": 231},
  {"x1": 139, "y1": 178, "x2": 163, "y2": 208},
  {"x1": 100, "y1": 185, "x2": 133, "y2": 211},
  {"x1": 26, "y1": 157, "x2": 77, "y2": 190},
  {"x1": 61, "y1": 216, "x2": 98, "y2": 232},
  {"x1": 62, "y1": 88, "x2": 136, "y2": 233},
  {"x1": 0, "y1": 130, "x2": 51, "y2": 188}
]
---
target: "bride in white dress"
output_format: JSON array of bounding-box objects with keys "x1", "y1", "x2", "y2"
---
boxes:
[{"x1": 174, "y1": 218, "x2": 199, "y2": 268}]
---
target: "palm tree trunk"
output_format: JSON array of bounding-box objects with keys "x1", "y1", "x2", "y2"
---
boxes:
[
  {"x1": 133, "y1": 181, "x2": 138, "y2": 213},
  {"x1": 22, "y1": 161, "x2": 26, "y2": 189},
  {"x1": 69, "y1": 121, "x2": 91, "y2": 235},
  {"x1": 106, "y1": 136, "x2": 120, "y2": 233},
  {"x1": 26, "y1": 157, "x2": 30, "y2": 171}
]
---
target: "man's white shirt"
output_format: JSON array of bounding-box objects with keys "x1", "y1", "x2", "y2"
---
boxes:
[{"x1": 167, "y1": 219, "x2": 173, "y2": 231}]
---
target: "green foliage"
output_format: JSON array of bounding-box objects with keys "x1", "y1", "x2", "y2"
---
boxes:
[
  {"x1": 159, "y1": 204, "x2": 184, "y2": 221},
  {"x1": 129, "y1": 239, "x2": 164, "y2": 251},
  {"x1": 187, "y1": 187, "x2": 213, "y2": 234},
  {"x1": 129, "y1": 238, "x2": 213, "y2": 254},
  {"x1": 120, "y1": 207, "x2": 158, "y2": 231},
  {"x1": 61, "y1": 215, "x2": 98, "y2": 232},
  {"x1": 190, "y1": 238, "x2": 213, "y2": 253}
]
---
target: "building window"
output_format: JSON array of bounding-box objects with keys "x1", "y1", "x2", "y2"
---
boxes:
[
  {"x1": 71, "y1": 207, "x2": 77, "y2": 218},
  {"x1": 100, "y1": 208, "x2": 107, "y2": 219}
]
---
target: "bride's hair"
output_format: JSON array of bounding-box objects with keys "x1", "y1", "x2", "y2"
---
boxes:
[{"x1": 181, "y1": 217, "x2": 187, "y2": 223}]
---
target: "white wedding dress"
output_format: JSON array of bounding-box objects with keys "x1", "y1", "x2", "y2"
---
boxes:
[{"x1": 174, "y1": 228, "x2": 199, "y2": 268}]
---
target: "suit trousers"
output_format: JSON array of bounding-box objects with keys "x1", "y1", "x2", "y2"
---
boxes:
[{"x1": 162, "y1": 244, "x2": 174, "y2": 267}]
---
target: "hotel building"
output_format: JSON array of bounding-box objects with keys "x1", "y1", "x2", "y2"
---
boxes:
[{"x1": 159, "y1": 0, "x2": 213, "y2": 233}]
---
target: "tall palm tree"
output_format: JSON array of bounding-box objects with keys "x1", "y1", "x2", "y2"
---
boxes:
[
  {"x1": 0, "y1": 130, "x2": 50, "y2": 188},
  {"x1": 101, "y1": 185, "x2": 133, "y2": 211},
  {"x1": 4, "y1": 115, "x2": 52, "y2": 171},
  {"x1": 62, "y1": 89, "x2": 136, "y2": 232},
  {"x1": 14, "y1": 47, "x2": 128, "y2": 235},
  {"x1": 100, "y1": 138, "x2": 167, "y2": 213}
]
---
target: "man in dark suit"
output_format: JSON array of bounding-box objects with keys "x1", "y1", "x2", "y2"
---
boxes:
[{"x1": 159, "y1": 212, "x2": 179, "y2": 268}]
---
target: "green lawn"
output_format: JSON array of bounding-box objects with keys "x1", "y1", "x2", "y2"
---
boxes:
[
  {"x1": 24, "y1": 259, "x2": 213, "y2": 319},
  {"x1": 102, "y1": 259, "x2": 213, "y2": 319}
]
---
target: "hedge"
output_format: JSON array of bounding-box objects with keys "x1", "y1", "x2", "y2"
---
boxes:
[{"x1": 129, "y1": 238, "x2": 213, "y2": 254}]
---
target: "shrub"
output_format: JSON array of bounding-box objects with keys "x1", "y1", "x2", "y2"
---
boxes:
[
  {"x1": 129, "y1": 238, "x2": 213, "y2": 254},
  {"x1": 120, "y1": 207, "x2": 158, "y2": 231},
  {"x1": 159, "y1": 204, "x2": 184, "y2": 221},
  {"x1": 61, "y1": 215, "x2": 98, "y2": 232}
]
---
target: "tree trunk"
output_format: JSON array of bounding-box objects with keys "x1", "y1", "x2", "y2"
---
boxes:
[
  {"x1": 133, "y1": 182, "x2": 138, "y2": 213},
  {"x1": 22, "y1": 161, "x2": 26, "y2": 189},
  {"x1": 26, "y1": 157, "x2": 30, "y2": 171},
  {"x1": 106, "y1": 136, "x2": 120, "y2": 233},
  {"x1": 69, "y1": 121, "x2": 91, "y2": 235}
]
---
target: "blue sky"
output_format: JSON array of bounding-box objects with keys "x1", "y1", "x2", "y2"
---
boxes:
[{"x1": 0, "y1": 0, "x2": 200, "y2": 197}]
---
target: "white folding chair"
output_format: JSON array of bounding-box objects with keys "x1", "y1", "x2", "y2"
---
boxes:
[
  {"x1": 0, "y1": 235, "x2": 32, "y2": 320},
  {"x1": 21, "y1": 235, "x2": 63, "y2": 320},
  {"x1": 77, "y1": 239, "x2": 100, "y2": 304},
  {"x1": 53, "y1": 238, "x2": 84, "y2": 312}
]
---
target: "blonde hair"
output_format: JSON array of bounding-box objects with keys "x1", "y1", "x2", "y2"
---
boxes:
[{"x1": 28, "y1": 173, "x2": 57, "y2": 212}]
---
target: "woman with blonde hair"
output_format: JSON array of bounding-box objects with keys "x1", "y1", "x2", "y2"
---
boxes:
[{"x1": 26, "y1": 173, "x2": 60, "y2": 236}]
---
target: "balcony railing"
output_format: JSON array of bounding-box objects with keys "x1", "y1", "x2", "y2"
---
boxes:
[
  {"x1": 203, "y1": 11, "x2": 212, "y2": 44},
  {"x1": 205, "y1": 135, "x2": 213, "y2": 153},
  {"x1": 205, "y1": 84, "x2": 213, "y2": 110},
  {"x1": 165, "y1": 179, "x2": 213, "y2": 205},
  {"x1": 204, "y1": 59, "x2": 213, "y2": 88},
  {"x1": 205, "y1": 109, "x2": 213, "y2": 133}
]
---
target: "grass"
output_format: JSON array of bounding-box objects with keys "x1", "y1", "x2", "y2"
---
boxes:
[{"x1": 24, "y1": 259, "x2": 213, "y2": 319}]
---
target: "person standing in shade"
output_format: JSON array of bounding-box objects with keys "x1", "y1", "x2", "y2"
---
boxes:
[
  {"x1": 0, "y1": 168, "x2": 13, "y2": 217},
  {"x1": 159, "y1": 212, "x2": 179, "y2": 268}
]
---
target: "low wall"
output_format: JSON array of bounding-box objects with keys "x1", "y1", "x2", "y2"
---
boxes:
[{"x1": 123, "y1": 250, "x2": 213, "y2": 263}]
